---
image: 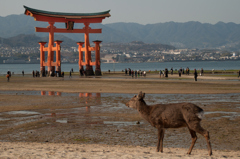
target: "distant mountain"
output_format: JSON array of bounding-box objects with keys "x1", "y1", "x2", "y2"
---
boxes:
[
  {"x1": 105, "y1": 22, "x2": 240, "y2": 50},
  {"x1": 0, "y1": 34, "x2": 77, "y2": 47},
  {"x1": 1, "y1": 14, "x2": 240, "y2": 50}
]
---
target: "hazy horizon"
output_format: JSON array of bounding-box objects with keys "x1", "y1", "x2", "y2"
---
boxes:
[
  {"x1": 1, "y1": 13, "x2": 239, "y2": 26},
  {"x1": 1, "y1": 0, "x2": 240, "y2": 25}
]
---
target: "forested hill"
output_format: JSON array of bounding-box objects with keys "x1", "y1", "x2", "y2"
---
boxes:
[{"x1": 1, "y1": 14, "x2": 240, "y2": 50}]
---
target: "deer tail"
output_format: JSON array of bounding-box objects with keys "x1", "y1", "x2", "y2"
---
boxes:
[{"x1": 196, "y1": 110, "x2": 204, "y2": 119}]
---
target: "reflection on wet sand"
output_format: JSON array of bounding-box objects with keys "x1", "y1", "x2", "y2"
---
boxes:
[
  {"x1": 41, "y1": 91, "x2": 59, "y2": 96},
  {"x1": 42, "y1": 92, "x2": 103, "y2": 124},
  {"x1": 48, "y1": 108, "x2": 105, "y2": 125},
  {"x1": 79, "y1": 93, "x2": 101, "y2": 112},
  {"x1": 41, "y1": 91, "x2": 101, "y2": 99},
  {"x1": 41, "y1": 91, "x2": 46, "y2": 95},
  {"x1": 41, "y1": 91, "x2": 101, "y2": 114}
]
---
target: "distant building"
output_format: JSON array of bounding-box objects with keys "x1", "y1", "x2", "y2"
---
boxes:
[{"x1": 3, "y1": 58, "x2": 26, "y2": 64}]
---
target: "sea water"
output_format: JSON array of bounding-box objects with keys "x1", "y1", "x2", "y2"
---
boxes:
[{"x1": 0, "y1": 60, "x2": 239, "y2": 75}]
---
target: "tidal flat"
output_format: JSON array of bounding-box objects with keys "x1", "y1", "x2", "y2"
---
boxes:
[{"x1": 0, "y1": 73, "x2": 240, "y2": 158}]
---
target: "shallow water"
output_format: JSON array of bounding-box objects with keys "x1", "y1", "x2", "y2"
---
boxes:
[
  {"x1": 0, "y1": 91, "x2": 240, "y2": 132},
  {"x1": 1, "y1": 90, "x2": 240, "y2": 103}
]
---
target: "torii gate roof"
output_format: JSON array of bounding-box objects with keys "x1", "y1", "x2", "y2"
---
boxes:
[{"x1": 24, "y1": 5, "x2": 111, "y2": 23}]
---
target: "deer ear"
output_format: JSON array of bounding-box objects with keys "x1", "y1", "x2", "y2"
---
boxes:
[
  {"x1": 142, "y1": 93, "x2": 145, "y2": 99},
  {"x1": 137, "y1": 91, "x2": 145, "y2": 99}
]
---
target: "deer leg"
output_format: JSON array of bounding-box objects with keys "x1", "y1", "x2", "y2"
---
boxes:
[
  {"x1": 189, "y1": 122, "x2": 212, "y2": 156},
  {"x1": 160, "y1": 129, "x2": 165, "y2": 152},
  {"x1": 187, "y1": 128, "x2": 197, "y2": 155},
  {"x1": 156, "y1": 128, "x2": 164, "y2": 152},
  {"x1": 203, "y1": 131, "x2": 212, "y2": 156},
  {"x1": 156, "y1": 128, "x2": 161, "y2": 152}
]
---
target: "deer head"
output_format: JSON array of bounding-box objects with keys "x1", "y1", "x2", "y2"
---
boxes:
[{"x1": 126, "y1": 91, "x2": 146, "y2": 110}]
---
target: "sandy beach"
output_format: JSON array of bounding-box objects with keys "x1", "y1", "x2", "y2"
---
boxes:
[
  {"x1": 0, "y1": 72, "x2": 240, "y2": 158},
  {"x1": 1, "y1": 142, "x2": 239, "y2": 159}
]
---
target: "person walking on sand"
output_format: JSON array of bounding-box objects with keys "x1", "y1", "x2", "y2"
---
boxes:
[
  {"x1": 69, "y1": 70, "x2": 72, "y2": 78},
  {"x1": 171, "y1": 67, "x2": 173, "y2": 75},
  {"x1": 165, "y1": 68, "x2": 168, "y2": 78},
  {"x1": 186, "y1": 67, "x2": 190, "y2": 75},
  {"x1": 129, "y1": 68, "x2": 131, "y2": 76},
  {"x1": 159, "y1": 70, "x2": 162, "y2": 78},
  {"x1": 178, "y1": 69, "x2": 181, "y2": 77},
  {"x1": 194, "y1": 69, "x2": 198, "y2": 81},
  {"x1": 6, "y1": 73, "x2": 10, "y2": 82},
  {"x1": 238, "y1": 70, "x2": 240, "y2": 78},
  {"x1": 200, "y1": 68, "x2": 204, "y2": 76},
  {"x1": 32, "y1": 70, "x2": 35, "y2": 77},
  {"x1": 22, "y1": 70, "x2": 24, "y2": 76}
]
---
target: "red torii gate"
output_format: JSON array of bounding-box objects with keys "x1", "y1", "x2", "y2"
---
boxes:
[{"x1": 24, "y1": 6, "x2": 110, "y2": 76}]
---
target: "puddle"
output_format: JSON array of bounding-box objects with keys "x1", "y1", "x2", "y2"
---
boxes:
[
  {"x1": 55, "y1": 119, "x2": 139, "y2": 126},
  {"x1": 5, "y1": 111, "x2": 41, "y2": 115},
  {"x1": 0, "y1": 118, "x2": 9, "y2": 121},
  {"x1": 1, "y1": 90, "x2": 240, "y2": 104},
  {"x1": 103, "y1": 121, "x2": 140, "y2": 126},
  {"x1": 0, "y1": 90, "x2": 101, "y2": 98},
  {"x1": 205, "y1": 111, "x2": 240, "y2": 120},
  {"x1": 56, "y1": 119, "x2": 68, "y2": 124},
  {"x1": 205, "y1": 111, "x2": 238, "y2": 115}
]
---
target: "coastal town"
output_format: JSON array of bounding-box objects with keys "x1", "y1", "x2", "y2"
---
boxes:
[{"x1": 0, "y1": 41, "x2": 239, "y2": 64}]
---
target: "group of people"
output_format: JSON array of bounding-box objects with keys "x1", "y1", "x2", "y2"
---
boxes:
[
  {"x1": 159, "y1": 68, "x2": 170, "y2": 78},
  {"x1": 124, "y1": 67, "x2": 201, "y2": 81},
  {"x1": 32, "y1": 70, "x2": 40, "y2": 77},
  {"x1": 177, "y1": 67, "x2": 190, "y2": 77},
  {"x1": 125, "y1": 68, "x2": 146, "y2": 77},
  {"x1": 32, "y1": 70, "x2": 65, "y2": 78},
  {"x1": 158, "y1": 67, "x2": 201, "y2": 81}
]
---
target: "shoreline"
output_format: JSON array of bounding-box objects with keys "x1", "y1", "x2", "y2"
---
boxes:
[{"x1": 1, "y1": 59, "x2": 240, "y2": 64}]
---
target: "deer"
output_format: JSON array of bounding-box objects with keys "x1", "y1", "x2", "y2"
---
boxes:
[{"x1": 125, "y1": 91, "x2": 212, "y2": 156}]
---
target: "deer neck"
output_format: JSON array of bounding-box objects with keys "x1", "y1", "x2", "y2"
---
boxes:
[{"x1": 137, "y1": 103, "x2": 152, "y2": 122}]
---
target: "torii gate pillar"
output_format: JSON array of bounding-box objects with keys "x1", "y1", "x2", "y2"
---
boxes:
[
  {"x1": 77, "y1": 42, "x2": 84, "y2": 75},
  {"x1": 39, "y1": 41, "x2": 47, "y2": 77},
  {"x1": 93, "y1": 40, "x2": 102, "y2": 76},
  {"x1": 77, "y1": 40, "x2": 102, "y2": 76}
]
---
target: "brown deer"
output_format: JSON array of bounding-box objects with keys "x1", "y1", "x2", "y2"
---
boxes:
[{"x1": 126, "y1": 91, "x2": 212, "y2": 156}]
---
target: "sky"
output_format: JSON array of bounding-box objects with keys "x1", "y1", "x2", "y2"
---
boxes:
[{"x1": 1, "y1": 0, "x2": 240, "y2": 25}]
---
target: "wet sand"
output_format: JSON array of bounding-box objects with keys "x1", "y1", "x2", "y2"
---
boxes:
[
  {"x1": 0, "y1": 73, "x2": 240, "y2": 158},
  {"x1": 1, "y1": 73, "x2": 240, "y2": 94}
]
